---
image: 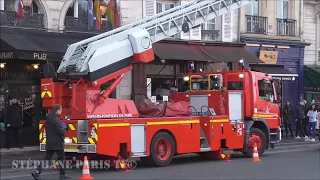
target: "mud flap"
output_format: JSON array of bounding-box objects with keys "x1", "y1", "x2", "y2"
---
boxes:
[{"x1": 242, "y1": 121, "x2": 254, "y2": 152}]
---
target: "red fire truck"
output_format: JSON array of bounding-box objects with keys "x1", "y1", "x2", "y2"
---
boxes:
[{"x1": 38, "y1": 0, "x2": 281, "y2": 167}]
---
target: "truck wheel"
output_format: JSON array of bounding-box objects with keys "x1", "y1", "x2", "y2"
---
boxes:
[
  {"x1": 147, "y1": 132, "x2": 175, "y2": 167},
  {"x1": 243, "y1": 128, "x2": 267, "y2": 157}
]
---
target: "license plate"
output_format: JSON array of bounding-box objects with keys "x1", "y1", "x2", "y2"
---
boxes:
[{"x1": 64, "y1": 145, "x2": 77, "y2": 150}]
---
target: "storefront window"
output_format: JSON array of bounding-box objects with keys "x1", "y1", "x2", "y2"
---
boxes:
[{"x1": 258, "y1": 80, "x2": 275, "y2": 102}]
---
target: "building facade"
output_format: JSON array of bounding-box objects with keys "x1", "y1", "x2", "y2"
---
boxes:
[
  {"x1": 303, "y1": 0, "x2": 320, "y2": 67},
  {"x1": 303, "y1": 0, "x2": 320, "y2": 102},
  {"x1": 239, "y1": 0, "x2": 310, "y2": 106}
]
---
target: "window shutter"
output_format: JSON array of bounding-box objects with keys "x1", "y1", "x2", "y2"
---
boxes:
[
  {"x1": 144, "y1": 0, "x2": 156, "y2": 17},
  {"x1": 190, "y1": 26, "x2": 202, "y2": 40},
  {"x1": 222, "y1": 11, "x2": 232, "y2": 42}
]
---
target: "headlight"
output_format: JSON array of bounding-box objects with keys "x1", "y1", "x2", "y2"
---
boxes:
[{"x1": 65, "y1": 138, "x2": 72, "y2": 144}]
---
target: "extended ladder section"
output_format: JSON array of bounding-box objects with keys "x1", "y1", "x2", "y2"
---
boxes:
[{"x1": 58, "y1": 0, "x2": 253, "y2": 80}]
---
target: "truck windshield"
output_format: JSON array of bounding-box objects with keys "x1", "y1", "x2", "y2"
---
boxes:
[{"x1": 258, "y1": 80, "x2": 275, "y2": 103}]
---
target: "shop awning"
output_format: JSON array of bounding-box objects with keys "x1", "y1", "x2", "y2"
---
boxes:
[
  {"x1": 304, "y1": 66, "x2": 320, "y2": 92},
  {"x1": 0, "y1": 28, "x2": 93, "y2": 61},
  {"x1": 152, "y1": 41, "x2": 262, "y2": 63},
  {"x1": 250, "y1": 64, "x2": 298, "y2": 81}
]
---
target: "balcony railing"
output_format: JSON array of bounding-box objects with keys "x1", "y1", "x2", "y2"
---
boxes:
[
  {"x1": 245, "y1": 15, "x2": 267, "y2": 35},
  {"x1": 64, "y1": 16, "x2": 113, "y2": 33},
  {"x1": 276, "y1": 18, "x2": 297, "y2": 36},
  {"x1": 0, "y1": 10, "x2": 44, "y2": 29}
]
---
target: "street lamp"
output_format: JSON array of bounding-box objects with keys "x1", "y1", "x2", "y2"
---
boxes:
[
  {"x1": 32, "y1": 64, "x2": 40, "y2": 69},
  {"x1": 0, "y1": 63, "x2": 6, "y2": 68},
  {"x1": 22, "y1": 0, "x2": 33, "y2": 7}
]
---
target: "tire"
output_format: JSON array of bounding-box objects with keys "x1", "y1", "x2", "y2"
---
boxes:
[
  {"x1": 145, "y1": 132, "x2": 175, "y2": 167},
  {"x1": 242, "y1": 128, "x2": 267, "y2": 158}
]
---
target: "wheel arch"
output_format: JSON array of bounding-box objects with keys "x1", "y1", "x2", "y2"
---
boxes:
[{"x1": 245, "y1": 118, "x2": 270, "y2": 150}]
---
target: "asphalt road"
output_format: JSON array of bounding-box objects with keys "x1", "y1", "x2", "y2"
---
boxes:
[{"x1": 1, "y1": 145, "x2": 319, "y2": 180}]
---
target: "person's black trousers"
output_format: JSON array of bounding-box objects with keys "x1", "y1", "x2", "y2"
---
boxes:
[
  {"x1": 295, "y1": 119, "x2": 305, "y2": 137},
  {"x1": 284, "y1": 122, "x2": 293, "y2": 137},
  {"x1": 36, "y1": 150, "x2": 66, "y2": 175},
  {"x1": 5, "y1": 127, "x2": 22, "y2": 148},
  {"x1": 302, "y1": 120, "x2": 309, "y2": 137}
]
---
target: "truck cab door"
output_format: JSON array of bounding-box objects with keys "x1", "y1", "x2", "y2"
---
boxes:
[{"x1": 255, "y1": 79, "x2": 280, "y2": 129}]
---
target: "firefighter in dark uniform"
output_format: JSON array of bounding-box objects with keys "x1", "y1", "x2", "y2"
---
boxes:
[
  {"x1": 31, "y1": 104, "x2": 71, "y2": 180},
  {"x1": 5, "y1": 98, "x2": 23, "y2": 149}
]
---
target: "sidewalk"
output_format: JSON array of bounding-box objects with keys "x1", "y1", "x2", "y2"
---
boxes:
[
  {"x1": 0, "y1": 146, "x2": 39, "y2": 155},
  {"x1": 0, "y1": 146, "x2": 45, "y2": 170}
]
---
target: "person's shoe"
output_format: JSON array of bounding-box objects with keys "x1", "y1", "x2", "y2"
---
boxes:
[
  {"x1": 59, "y1": 174, "x2": 72, "y2": 180},
  {"x1": 31, "y1": 170, "x2": 41, "y2": 180},
  {"x1": 304, "y1": 136, "x2": 310, "y2": 141},
  {"x1": 310, "y1": 138, "x2": 316, "y2": 142},
  {"x1": 295, "y1": 136, "x2": 301, "y2": 140}
]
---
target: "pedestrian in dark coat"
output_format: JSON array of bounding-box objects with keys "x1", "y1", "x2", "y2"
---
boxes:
[
  {"x1": 5, "y1": 98, "x2": 23, "y2": 149},
  {"x1": 283, "y1": 100, "x2": 294, "y2": 137},
  {"x1": 295, "y1": 99, "x2": 308, "y2": 140},
  {"x1": 302, "y1": 103, "x2": 310, "y2": 137},
  {"x1": 31, "y1": 104, "x2": 71, "y2": 180}
]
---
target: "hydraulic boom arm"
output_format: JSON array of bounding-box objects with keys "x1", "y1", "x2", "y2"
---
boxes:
[{"x1": 58, "y1": 0, "x2": 252, "y2": 83}]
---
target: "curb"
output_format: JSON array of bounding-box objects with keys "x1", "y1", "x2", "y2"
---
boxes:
[
  {"x1": 0, "y1": 147, "x2": 39, "y2": 156},
  {"x1": 276, "y1": 141, "x2": 319, "y2": 147}
]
